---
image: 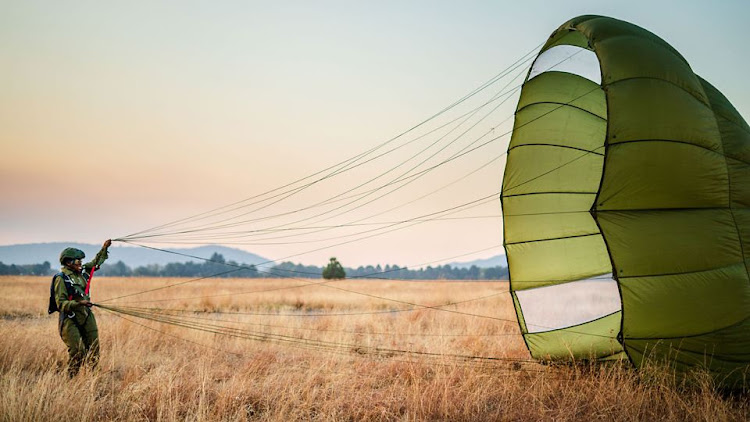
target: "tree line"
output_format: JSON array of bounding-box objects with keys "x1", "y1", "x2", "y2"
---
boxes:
[{"x1": 0, "y1": 253, "x2": 508, "y2": 280}]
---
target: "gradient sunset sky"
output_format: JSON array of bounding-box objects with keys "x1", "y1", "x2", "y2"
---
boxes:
[{"x1": 2, "y1": 1, "x2": 748, "y2": 266}]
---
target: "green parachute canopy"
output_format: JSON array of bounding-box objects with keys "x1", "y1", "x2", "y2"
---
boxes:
[{"x1": 501, "y1": 15, "x2": 750, "y2": 384}]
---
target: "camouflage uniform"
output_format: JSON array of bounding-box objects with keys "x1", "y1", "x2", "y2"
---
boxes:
[{"x1": 54, "y1": 246, "x2": 108, "y2": 376}]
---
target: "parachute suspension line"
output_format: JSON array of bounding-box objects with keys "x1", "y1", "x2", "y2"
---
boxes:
[
  {"x1": 128, "y1": 126, "x2": 511, "y2": 246},
  {"x1": 122, "y1": 44, "x2": 589, "y2": 244},
  {"x1": 101, "y1": 241, "x2": 616, "y2": 338},
  {"x1": 109, "y1": 215, "x2": 504, "y2": 246},
  {"x1": 113, "y1": 192, "x2": 501, "y2": 276},
  {"x1": 104, "y1": 306, "x2": 518, "y2": 338},
  {"x1": 242, "y1": 49, "x2": 591, "y2": 238},
  {"x1": 100, "y1": 52, "x2": 624, "y2": 345},
  {"x1": 104, "y1": 85, "x2": 612, "y2": 304},
  {"x1": 99, "y1": 269, "x2": 614, "y2": 338},
  {"x1": 102, "y1": 195, "x2": 508, "y2": 303},
  {"x1": 117, "y1": 43, "x2": 543, "y2": 242},
  {"x1": 119, "y1": 75, "x2": 527, "y2": 243},
  {"x1": 264, "y1": 84, "x2": 523, "y2": 240},
  {"x1": 101, "y1": 249, "x2": 517, "y2": 327},
  {"x1": 98, "y1": 307, "x2": 557, "y2": 375},
  {"x1": 107, "y1": 243, "x2": 507, "y2": 305},
  {"x1": 124, "y1": 85, "x2": 601, "y2": 246},
  {"x1": 120, "y1": 49, "x2": 591, "y2": 244},
  {"x1": 106, "y1": 84, "x2": 612, "y2": 307},
  {"x1": 103, "y1": 283, "x2": 511, "y2": 319},
  {"x1": 100, "y1": 140, "x2": 623, "y2": 344},
  {"x1": 227, "y1": 47, "x2": 583, "y2": 238},
  {"x1": 119, "y1": 51, "x2": 599, "y2": 246},
  {"x1": 117, "y1": 89, "x2": 512, "y2": 242}
]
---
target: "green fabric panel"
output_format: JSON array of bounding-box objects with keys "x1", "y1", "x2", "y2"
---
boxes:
[
  {"x1": 699, "y1": 76, "x2": 750, "y2": 208},
  {"x1": 699, "y1": 75, "x2": 750, "y2": 315},
  {"x1": 594, "y1": 35, "x2": 707, "y2": 104},
  {"x1": 606, "y1": 79, "x2": 722, "y2": 150},
  {"x1": 503, "y1": 192, "x2": 596, "y2": 214},
  {"x1": 525, "y1": 312, "x2": 623, "y2": 360},
  {"x1": 595, "y1": 209, "x2": 742, "y2": 278},
  {"x1": 595, "y1": 142, "x2": 729, "y2": 210},
  {"x1": 543, "y1": 28, "x2": 591, "y2": 50},
  {"x1": 729, "y1": 158, "x2": 750, "y2": 209},
  {"x1": 503, "y1": 146, "x2": 603, "y2": 196},
  {"x1": 711, "y1": 112, "x2": 750, "y2": 164},
  {"x1": 625, "y1": 317, "x2": 750, "y2": 387},
  {"x1": 517, "y1": 72, "x2": 605, "y2": 119},
  {"x1": 574, "y1": 16, "x2": 687, "y2": 67},
  {"x1": 506, "y1": 235, "x2": 611, "y2": 290},
  {"x1": 698, "y1": 77, "x2": 750, "y2": 162},
  {"x1": 619, "y1": 262, "x2": 750, "y2": 339},
  {"x1": 502, "y1": 194, "x2": 598, "y2": 244},
  {"x1": 733, "y1": 209, "x2": 750, "y2": 262},
  {"x1": 509, "y1": 105, "x2": 605, "y2": 153}
]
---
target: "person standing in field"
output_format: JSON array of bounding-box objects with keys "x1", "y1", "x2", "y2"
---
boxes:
[{"x1": 52, "y1": 239, "x2": 111, "y2": 376}]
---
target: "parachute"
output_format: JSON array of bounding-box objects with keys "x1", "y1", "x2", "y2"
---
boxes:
[{"x1": 501, "y1": 15, "x2": 750, "y2": 384}]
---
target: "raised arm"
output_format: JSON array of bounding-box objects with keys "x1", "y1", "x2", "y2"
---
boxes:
[{"x1": 83, "y1": 239, "x2": 111, "y2": 270}]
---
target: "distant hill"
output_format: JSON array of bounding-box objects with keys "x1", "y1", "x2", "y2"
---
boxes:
[
  {"x1": 448, "y1": 254, "x2": 507, "y2": 269},
  {"x1": 0, "y1": 243, "x2": 269, "y2": 268}
]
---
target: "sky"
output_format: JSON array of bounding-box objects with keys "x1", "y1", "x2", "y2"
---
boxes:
[{"x1": 1, "y1": 0, "x2": 748, "y2": 267}]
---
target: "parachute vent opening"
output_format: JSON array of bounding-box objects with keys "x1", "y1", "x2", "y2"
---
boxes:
[
  {"x1": 527, "y1": 45, "x2": 601, "y2": 85},
  {"x1": 515, "y1": 276, "x2": 620, "y2": 333}
]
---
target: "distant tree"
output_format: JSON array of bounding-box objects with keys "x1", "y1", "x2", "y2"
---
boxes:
[
  {"x1": 209, "y1": 253, "x2": 226, "y2": 264},
  {"x1": 99, "y1": 260, "x2": 132, "y2": 277},
  {"x1": 483, "y1": 266, "x2": 508, "y2": 280},
  {"x1": 322, "y1": 257, "x2": 346, "y2": 279}
]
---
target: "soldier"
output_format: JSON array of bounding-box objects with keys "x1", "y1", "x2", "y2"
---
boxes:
[{"x1": 53, "y1": 239, "x2": 111, "y2": 376}]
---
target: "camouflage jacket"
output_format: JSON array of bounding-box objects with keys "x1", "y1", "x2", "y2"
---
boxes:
[{"x1": 54, "y1": 246, "x2": 109, "y2": 323}]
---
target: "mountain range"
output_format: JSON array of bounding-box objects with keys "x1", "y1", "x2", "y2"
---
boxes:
[{"x1": 0, "y1": 242, "x2": 507, "y2": 269}]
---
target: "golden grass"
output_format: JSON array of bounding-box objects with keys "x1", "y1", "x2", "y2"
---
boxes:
[{"x1": 1, "y1": 275, "x2": 748, "y2": 421}]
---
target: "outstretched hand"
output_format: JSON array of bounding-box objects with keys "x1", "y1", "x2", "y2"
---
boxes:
[{"x1": 103, "y1": 239, "x2": 112, "y2": 249}]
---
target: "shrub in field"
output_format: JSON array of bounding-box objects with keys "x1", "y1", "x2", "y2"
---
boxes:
[{"x1": 322, "y1": 257, "x2": 346, "y2": 280}]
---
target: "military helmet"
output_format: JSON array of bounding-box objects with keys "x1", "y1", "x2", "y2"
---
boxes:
[{"x1": 59, "y1": 247, "x2": 85, "y2": 265}]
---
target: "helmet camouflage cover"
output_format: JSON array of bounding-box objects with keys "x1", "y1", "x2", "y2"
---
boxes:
[{"x1": 59, "y1": 247, "x2": 85, "y2": 265}]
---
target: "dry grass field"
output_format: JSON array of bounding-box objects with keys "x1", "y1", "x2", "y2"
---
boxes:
[{"x1": 1, "y1": 275, "x2": 748, "y2": 421}]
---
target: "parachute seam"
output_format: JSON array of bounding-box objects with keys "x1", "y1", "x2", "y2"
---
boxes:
[
  {"x1": 704, "y1": 79, "x2": 750, "y2": 294},
  {"x1": 605, "y1": 75, "x2": 709, "y2": 107},
  {"x1": 606, "y1": 139, "x2": 750, "y2": 165},
  {"x1": 597, "y1": 206, "x2": 733, "y2": 213},
  {"x1": 624, "y1": 314, "x2": 750, "y2": 342},
  {"x1": 503, "y1": 191, "x2": 598, "y2": 198},
  {"x1": 524, "y1": 309, "x2": 620, "y2": 335},
  {"x1": 515, "y1": 101, "x2": 606, "y2": 121},
  {"x1": 582, "y1": 17, "x2": 689, "y2": 68},
  {"x1": 505, "y1": 232, "x2": 600, "y2": 246},
  {"x1": 617, "y1": 260, "x2": 747, "y2": 279},
  {"x1": 507, "y1": 143, "x2": 605, "y2": 156},
  {"x1": 713, "y1": 110, "x2": 750, "y2": 136},
  {"x1": 505, "y1": 277, "x2": 613, "y2": 285}
]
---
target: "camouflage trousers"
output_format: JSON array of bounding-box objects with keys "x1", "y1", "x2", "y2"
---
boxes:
[{"x1": 59, "y1": 311, "x2": 99, "y2": 377}]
